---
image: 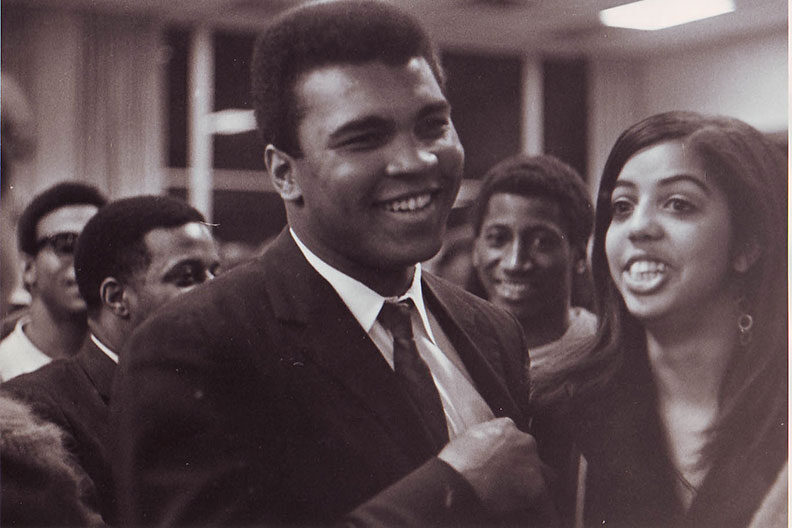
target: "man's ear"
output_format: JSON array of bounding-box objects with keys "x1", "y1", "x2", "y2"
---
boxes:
[
  {"x1": 100, "y1": 277, "x2": 130, "y2": 318},
  {"x1": 733, "y1": 238, "x2": 761, "y2": 273},
  {"x1": 265, "y1": 145, "x2": 303, "y2": 202},
  {"x1": 22, "y1": 256, "x2": 36, "y2": 290}
]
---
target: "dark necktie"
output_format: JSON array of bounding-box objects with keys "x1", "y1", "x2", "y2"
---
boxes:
[{"x1": 378, "y1": 300, "x2": 449, "y2": 450}]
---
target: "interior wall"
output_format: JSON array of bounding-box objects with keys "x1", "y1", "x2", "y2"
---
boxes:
[
  {"x1": 1, "y1": 5, "x2": 166, "y2": 207},
  {"x1": 587, "y1": 30, "x2": 788, "y2": 194},
  {"x1": 640, "y1": 31, "x2": 787, "y2": 134}
]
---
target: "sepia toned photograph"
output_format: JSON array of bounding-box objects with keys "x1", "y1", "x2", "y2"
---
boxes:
[{"x1": 1, "y1": 1, "x2": 787, "y2": 526}]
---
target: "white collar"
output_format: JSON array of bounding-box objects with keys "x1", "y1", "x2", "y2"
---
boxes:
[
  {"x1": 290, "y1": 229, "x2": 436, "y2": 341},
  {"x1": 90, "y1": 334, "x2": 118, "y2": 364}
]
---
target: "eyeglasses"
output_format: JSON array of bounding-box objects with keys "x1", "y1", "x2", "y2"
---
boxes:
[{"x1": 36, "y1": 232, "x2": 80, "y2": 256}]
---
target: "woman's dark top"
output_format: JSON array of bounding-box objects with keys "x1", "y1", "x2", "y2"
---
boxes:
[{"x1": 556, "y1": 344, "x2": 787, "y2": 528}]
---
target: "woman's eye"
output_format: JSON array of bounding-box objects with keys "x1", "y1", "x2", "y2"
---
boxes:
[
  {"x1": 666, "y1": 197, "x2": 695, "y2": 213},
  {"x1": 610, "y1": 198, "x2": 633, "y2": 218}
]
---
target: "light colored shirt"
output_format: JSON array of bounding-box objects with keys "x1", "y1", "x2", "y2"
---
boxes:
[
  {"x1": 0, "y1": 316, "x2": 52, "y2": 382},
  {"x1": 291, "y1": 229, "x2": 494, "y2": 439},
  {"x1": 90, "y1": 334, "x2": 118, "y2": 364}
]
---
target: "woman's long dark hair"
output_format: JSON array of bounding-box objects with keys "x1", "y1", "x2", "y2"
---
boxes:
[{"x1": 573, "y1": 111, "x2": 787, "y2": 479}]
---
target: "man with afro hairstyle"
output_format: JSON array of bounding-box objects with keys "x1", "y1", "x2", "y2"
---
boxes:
[
  {"x1": 1, "y1": 194, "x2": 220, "y2": 523},
  {"x1": 0, "y1": 181, "x2": 105, "y2": 382}
]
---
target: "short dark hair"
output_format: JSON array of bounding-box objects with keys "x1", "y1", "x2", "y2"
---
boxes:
[
  {"x1": 74, "y1": 195, "x2": 206, "y2": 311},
  {"x1": 17, "y1": 182, "x2": 107, "y2": 256},
  {"x1": 250, "y1": 0, "x2": 445, "y2": 155},
  {"x1": 470, "y1": 154, "x2": 594, "y2": 250}
]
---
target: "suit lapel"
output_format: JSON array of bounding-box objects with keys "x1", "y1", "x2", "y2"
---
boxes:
[
  {"x1": 423, "y1": 274, "x2": 524, "y2": 425},
  {"x1": 261, "y1": 231, "x2": 438, "y2": 460},
  {"x1": 77, "y1": 337, "x2": 117, "y2": 404}
]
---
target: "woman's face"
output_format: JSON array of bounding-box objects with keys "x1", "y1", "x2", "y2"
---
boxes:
[{"x1": 605, "y1": 140, "x2": 736, "y2": 325}]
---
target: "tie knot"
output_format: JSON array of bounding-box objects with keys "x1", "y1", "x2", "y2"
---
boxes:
[{"x1": 378, "y1": 300, "x2": 414, "y2": 339}]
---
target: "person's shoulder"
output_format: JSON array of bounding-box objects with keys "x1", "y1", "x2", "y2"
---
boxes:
[
  {"x1": 0, "y1": 326, "x2": 51, "y2": 383},
  {"x1": 423, "y1": 271, "x2": 499, "y2": 315},
  {"x1": 0, "y1": 357, "x2": 77, "y2": 401}
]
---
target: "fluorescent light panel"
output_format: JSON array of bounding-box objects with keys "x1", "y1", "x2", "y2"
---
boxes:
[{"x1": 599, "y1": 0, "x2": 736, "y2": 31}]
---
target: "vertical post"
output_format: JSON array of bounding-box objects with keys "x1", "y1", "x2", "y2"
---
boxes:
[
  {"x1": 188, "y1": 27, "x2": 214, "y2": 220},
  {"x1": 520, "y1": 57, "x2": 543, "y2": 156}
]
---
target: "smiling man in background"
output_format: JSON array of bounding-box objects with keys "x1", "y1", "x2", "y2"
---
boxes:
[{"x1": 111, "y1": 2, "x2": 553, "y2": 525}]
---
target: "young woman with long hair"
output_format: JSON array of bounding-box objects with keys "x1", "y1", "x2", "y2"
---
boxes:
[{"x1": 564, "y1": 111, "x2": 787, "y2": 527}]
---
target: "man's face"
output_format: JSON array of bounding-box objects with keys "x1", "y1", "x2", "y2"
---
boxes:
[
  {"x1": 30, "y1": 204, "x2": 99, "y2": 315},
  {"x1": 125, "y1": 222, "x2": 220, "y2": 329},
  {"x1": 285, "y1": 57, "x2": 464, "y2": 280},
  {"x1": 473, "y1": 193, "x2": 575, "y2": 323}
]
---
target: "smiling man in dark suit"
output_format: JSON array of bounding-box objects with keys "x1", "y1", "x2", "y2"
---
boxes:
[{"x1": 111, "y1": 1, "x2": 551, "y2": 525}]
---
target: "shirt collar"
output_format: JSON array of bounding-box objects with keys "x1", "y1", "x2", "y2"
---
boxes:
[
  {"x1": 290, "y1": 229, "x2": 436, "y2": 341},
  {"x1": 90, "y1": 334, "x2": 118, "y2": 364}
]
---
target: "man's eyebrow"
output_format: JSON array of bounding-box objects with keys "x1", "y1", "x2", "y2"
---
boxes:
[
  {"x1": 417, "y1": 101, "x2": 451, "y2": 118},
  {"x1": 328, "y1": 116, "x2": 391, "y2": 141}
]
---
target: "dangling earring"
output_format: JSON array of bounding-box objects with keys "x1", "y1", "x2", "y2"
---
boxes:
[
  {"x1": 736, "y1": 296, "x2": 754, "y2": 346},
  {"x1": 575, "y1": 259, "x2": 587, "y2": 275}
]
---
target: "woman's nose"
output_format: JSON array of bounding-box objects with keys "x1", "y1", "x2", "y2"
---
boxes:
[{"x1": 627, "y1": 202, "x2": 663, "y2": 241}]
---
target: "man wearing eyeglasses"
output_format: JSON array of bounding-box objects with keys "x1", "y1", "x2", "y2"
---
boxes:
[{"x1": 0, "y1": 182, "x2": 106, "y2": 382}]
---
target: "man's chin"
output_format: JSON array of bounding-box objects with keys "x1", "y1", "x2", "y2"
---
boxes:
[{"x1": 63, "y1": 300, "x2": 88, "y2": 315}]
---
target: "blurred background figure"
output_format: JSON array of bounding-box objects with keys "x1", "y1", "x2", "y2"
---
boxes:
[
  {"x1": 564, "y1": 111, "x2": 787, "y2": 527},
  {"x1": 470, "y1": 154, "x2": 596, "y2": 408},
  {"x1": 0, "y1": 393, "x2": 103, "y2": 527},
  {"x1": 0, "y1": 182, "x2": 106, "y2": 382},
  {"x1": 1, "y1": 72, "x2": 38, "y2": 320},
  {"x1": 1, "y1": 194, "x2": 220, "y2": 524}
]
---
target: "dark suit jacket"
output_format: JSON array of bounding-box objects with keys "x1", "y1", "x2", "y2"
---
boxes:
[
  {"x1": 1, "y1": 337, "x2": 117, "y2": 522},
  {"x1": 111, "y1": 230, "x2": 532, "y2": 526}
]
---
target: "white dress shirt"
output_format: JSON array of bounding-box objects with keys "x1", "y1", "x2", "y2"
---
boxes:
[
  {"x1": 90, "y1": 334, "x2": 119, "y2": 364},
  {"x1": 291, "y1": 229, "x2": 494, "y2": 439},
  {"x1": 0, "y1": 316, "x2": 51, "y2": 382}
]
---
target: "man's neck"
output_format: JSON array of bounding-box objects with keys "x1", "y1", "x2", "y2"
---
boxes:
[
  {"x1": 518, "y1": 305, "x2": 570, "y2": 349},
  {"x1": 291, "y1": 228, "x2": 415, "y2": 297},
  {"x1": 25, "y1": 300, "x2": 87, "y2": 359},
  {"x1": 87, "y1": 310, "x2": 131, "y2": 354}
]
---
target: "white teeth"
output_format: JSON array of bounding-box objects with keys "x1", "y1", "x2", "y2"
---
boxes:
[
  {"x1": 496, "y1": 281, "x2": 531, "y2": 300},
  {"x1": 628, "y1": 260, "x2": 667, "y2": 276},
  {"x1": 383, "y1": 192, "x2": 432, "y2": 212},
  {"x1": 623, "y1": 260, "x2": 667, "y2": 292}
]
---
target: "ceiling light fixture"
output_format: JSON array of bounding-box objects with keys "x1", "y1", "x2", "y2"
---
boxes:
[{"x1": 599, "y1": 0, "x2": 736, "y2": 31}]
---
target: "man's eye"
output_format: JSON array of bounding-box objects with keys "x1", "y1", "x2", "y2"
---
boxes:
[
  {"x1": 168, "y1": 266, "x2": 204, "y2": 287},
  {"x1": 484, "y1": 231, "x2": 509, "y2": 247},
  {"x1": 532, "y1": 234, "x2": 559, "y2": 252},
  {"x1": 174, "y1": 271, "x2": 198, "y2": 287},
  {"x1": 339, "y1": 131, "x2": 386, "y2": 151},
  {"x1": 417, "y1": 116, "x2": 449, "y2": 139}
]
